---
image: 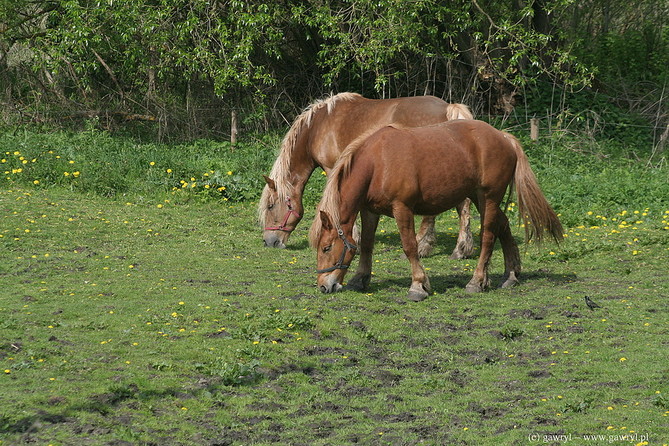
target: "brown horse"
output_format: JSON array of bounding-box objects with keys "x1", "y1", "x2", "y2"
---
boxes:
[
  {"x1": 311, "y1": 120, "x2": 563, "y2": 301},
  {"x1": 259, "y1": 92, "x2": 474, "y2": 259}
]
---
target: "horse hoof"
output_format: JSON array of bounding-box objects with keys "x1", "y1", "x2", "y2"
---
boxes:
[
  {"x1": 417, "y1": 245, "x2": 434, "y2": 258},
  {"x1": 500, "y1": 278, "x2": 519, "y2": 289},
  {"x1": 346, "y1": 274, "x2": 371, "y2": 292},
  {"x1": 407, "y1": 288, "x2": 429, "y2": 302},
  {"x1": 465, "y1": 283, "x2": 484, "y2": 293}
]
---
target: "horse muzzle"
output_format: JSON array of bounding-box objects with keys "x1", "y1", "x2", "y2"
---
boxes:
[
  {"x1": 263, "y1": 231, "x2": 287, "y2": 249},
  {"x1": 318, "y1": 274, "x2": 343, "y2": 294}
]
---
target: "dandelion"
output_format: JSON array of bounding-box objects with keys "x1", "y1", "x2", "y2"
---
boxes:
[
  {"x1": 166, "y1": 168, "x2": 172, "y2": 173},
  {"x1": 150, "y1": 161, "x2": 156, "y2": 166},
  {"x1": 227, "y1": 171, "x2": 233, "y2": 175}
]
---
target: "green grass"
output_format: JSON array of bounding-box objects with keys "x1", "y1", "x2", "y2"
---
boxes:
[{"x1": 1, "y1": 184, "x2": 668, "y2": 445}]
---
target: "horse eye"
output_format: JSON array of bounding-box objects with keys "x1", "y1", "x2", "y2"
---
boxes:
[
  {"x1": 322, "y1": 245, "x2": 332, "y2": 253},
  {"x1": 268, "y1": 203, "x2": 275, "y2": 210}
]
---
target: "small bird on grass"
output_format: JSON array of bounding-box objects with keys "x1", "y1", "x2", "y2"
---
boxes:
[{"x1": 585, "y1": 295, "x2": 602, "y2": 311}]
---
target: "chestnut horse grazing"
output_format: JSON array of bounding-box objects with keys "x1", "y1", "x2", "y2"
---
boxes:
[
  {"x1": 311, "y1": 120, "x2": 563, "y2": 301},
  {"x1": 259, "y1": 92, "x2": 474, "y2": 259}
]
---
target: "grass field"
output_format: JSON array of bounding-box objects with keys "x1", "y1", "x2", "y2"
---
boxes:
[{"x1": 1, "y1": 182, "x2": 668, "y2": 445}]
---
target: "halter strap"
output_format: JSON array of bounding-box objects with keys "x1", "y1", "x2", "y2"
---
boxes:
[
  {"x1": 316, "y1": 229, "x2": 357, "y2": 274},
  {"x1": 264, "y1": 197, "x2": 301, "y2": 232}
]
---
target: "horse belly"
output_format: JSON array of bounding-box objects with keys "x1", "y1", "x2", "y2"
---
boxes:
[{"x1": 413, "y1": 182, "x2": 471, "y2": 215}]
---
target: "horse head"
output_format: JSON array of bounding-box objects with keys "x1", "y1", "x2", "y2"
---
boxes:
[
  {"x1": 260, "y1": 175, "x2": 303, "y2": 248},
  {"x1": 315, "y1": 211, "x2": 357, "y2": 293}
]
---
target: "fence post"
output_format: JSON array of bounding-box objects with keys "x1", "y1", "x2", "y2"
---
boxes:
[
  {"x1": 231, "y1": 110, "x2": 238, "y2": 149},
  {"x1": 530, "y1": 118, "x2": 539, "y2": 141}
]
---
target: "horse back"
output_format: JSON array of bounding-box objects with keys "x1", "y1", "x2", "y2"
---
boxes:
[
  {"x1": 354, "y1": 121, "x2": 518, "y2": 215},
  {"x1": 307, "y1": 96, "x2": 467, "y2": 169}
]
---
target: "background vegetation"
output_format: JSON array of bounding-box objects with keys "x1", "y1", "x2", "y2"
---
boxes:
[{"x1": 1, "y1": 0, "x2": 667, "y2": 148}]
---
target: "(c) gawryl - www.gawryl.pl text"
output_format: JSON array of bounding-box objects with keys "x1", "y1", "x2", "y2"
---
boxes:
[{"x1": 527, "y1": 432, "x2": 650, "y2": 444}]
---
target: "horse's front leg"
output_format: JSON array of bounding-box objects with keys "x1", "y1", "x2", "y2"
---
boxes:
[
  {"x1": 395, "y1": 206, "x2": 431, "y2": 302},
  {"x1": 346, "y1": 210, "x2": 379, "y2": 292}
]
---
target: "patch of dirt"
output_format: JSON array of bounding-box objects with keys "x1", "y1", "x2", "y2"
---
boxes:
[
  {"x1": 245, "y1": 401, "x2": 285, "y2": 412},
  {"x1": 467, "y1": 402, "x2": 507, "y2": 419},
  {"x1": 448, "y1": 369, "x2": 470, "y2": 387},
  {"x1": 508, "y1": 308, "x2": 545, "y2": 320},
  {"x1": 364, "y1": 369, "x2": 403, "y2": 386},
  {"x1": 528, "y1": 369, "x2": 552, "y2": 378}
]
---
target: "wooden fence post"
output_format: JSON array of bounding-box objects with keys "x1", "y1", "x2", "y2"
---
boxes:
[
  {"x1": 231, "y1": 110, "x2": 238, "y2": 149},
  {"x1": 530, "y1": 118, "x2": 539, "y2": 141},
  {"x1": 530, "y1": 118, "x2": 540, "y2": 141}
]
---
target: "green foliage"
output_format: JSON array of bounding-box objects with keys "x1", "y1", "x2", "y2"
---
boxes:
[
  {"x1": 3, "y1": 127, "x2": 667, "y2": 221},
  {"x1": 576, "y1": 25, "x2": 669, "y2": 90},
  {"x1": 514, "y1": 84, "x2": 655, "y2": 150},
  {"x1": 197, "y1": 359, "x2": 263, "y2": 387},
  {"x1": 0, "y1": 128, "x2": 281, "y2": 200}
]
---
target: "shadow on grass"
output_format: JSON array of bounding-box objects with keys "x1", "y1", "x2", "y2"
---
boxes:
[{"x1": 349, "y1": 269, "x2": 576, "y2": 296}]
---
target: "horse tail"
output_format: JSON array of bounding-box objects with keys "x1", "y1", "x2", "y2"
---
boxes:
[
  {"x1": 446, "y1": 103, "x2": 474, "y2": 120},
  {"x1": 506, "y1": 133, "x2": 564, "y2": 243}
]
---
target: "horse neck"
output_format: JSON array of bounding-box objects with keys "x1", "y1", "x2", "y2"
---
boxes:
[
  {"x1": 285, "y1": 149, "x2": 316, "y2": 203},
  {"x1": 335, "y1": 163, "x2": 369, "y2": 230},
  {"x1": 273, "y1": 133, "x2": 316, "y2": 203}
]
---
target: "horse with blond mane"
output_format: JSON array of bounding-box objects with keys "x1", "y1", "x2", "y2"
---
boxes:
[
  {"x1": 312, "y1": 120, "x2": 563, "y2": 302},
  {"x1": 259, "y1": 92, "x2": 474, "y2": 258}
]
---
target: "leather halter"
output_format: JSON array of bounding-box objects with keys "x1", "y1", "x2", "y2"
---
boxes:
[
  {"x1": 264, "y1": 197, "x2": 301, "y2": 232},
  {"x1": 316, "y1": 229, "x2": 357, "y2": 274}
]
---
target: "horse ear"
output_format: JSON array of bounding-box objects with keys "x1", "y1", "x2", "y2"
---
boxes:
[
  {"x1": 263, "y1": 175, "x2": 277, "y2": 191},
  {"x1": 319, "y1": 211, "x2": 333, "y2": 232}
]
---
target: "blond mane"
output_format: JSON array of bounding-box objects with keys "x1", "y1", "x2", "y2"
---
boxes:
[
  {"x1": 308, "y1": 126, "x2": 388, "y2": 247},
  {"x1": 258, "y1": 92, "x2": 362, "y2": 227}
]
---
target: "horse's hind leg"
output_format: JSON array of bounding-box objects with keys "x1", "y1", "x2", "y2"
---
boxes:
[
  {"x1": 416, "y1": 216, "x2": 436, "y2": 258},
  {"x1": 450, "y1": 198, "x2": 474, "y2": 260},
  {"x1": 347, "y1": 210, "x2": 379, "y2": 292},
  {"x1": 497, "y1": 211, "x2": 521, "y2": 288},
  {"x1": 465, "y1": 199, "x2": 498, "y2": 293},
  {"x1": 395, "y1": 205, "x2": 431, "y2": 302}
]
